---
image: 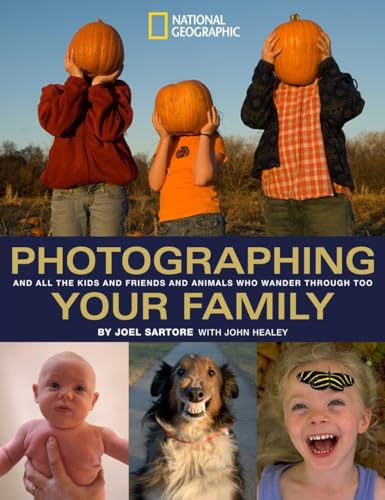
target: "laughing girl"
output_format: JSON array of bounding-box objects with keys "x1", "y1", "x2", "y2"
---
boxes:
[{"x1": 257, "y1": 343, "x2": 385, "y2": 500}]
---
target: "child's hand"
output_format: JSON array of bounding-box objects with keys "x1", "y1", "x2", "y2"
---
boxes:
[
  {"x1": 261, "y1": 31, "x2": 282, "y2": 64},
  {"x1": 200, "y1": 106, "x2": 219, "y2": 136},
  {"x1": 64, "y1": 48, "x2": 84, "y2": 79},
  {"x1": 91, "y1": 66, "x2": 123, "y2": 86},
  {"x1": 152, "y1": 111, "x2": 171, "y2": 139},
  {"x1": 318, "y1": 31, "x2": 332, "y2": 61}
]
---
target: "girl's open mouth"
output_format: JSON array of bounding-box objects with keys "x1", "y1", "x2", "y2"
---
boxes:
[{"x1": 307, "y1": 434, "x2": 338, "y2": 455}]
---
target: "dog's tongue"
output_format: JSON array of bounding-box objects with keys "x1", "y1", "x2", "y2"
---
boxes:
[{"x1": 185, "y1": 401, "x2": 205, "y2": 415}]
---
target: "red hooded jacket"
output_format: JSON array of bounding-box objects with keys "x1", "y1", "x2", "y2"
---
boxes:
[{"x1": 38, "y1": 76, "x2": 137, "y2": 189}]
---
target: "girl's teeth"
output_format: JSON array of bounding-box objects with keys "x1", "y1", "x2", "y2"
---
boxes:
[{"x1": 308, "y1": 434, "x2": 335, "y2": 441}]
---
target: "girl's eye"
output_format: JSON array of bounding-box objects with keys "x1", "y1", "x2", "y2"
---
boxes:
[
  {"x1": 329, "y1": 399, "x2": 345, "y2": 407},
  {"x1": 292, "y1": 403, "x2": 307, "y2": 411},
  {"x1": 75, "y1": 385, "x2": 86, "y2": 392},
  {"x1": 50, "y1": 382, "x2": 60, "y2": 389}
]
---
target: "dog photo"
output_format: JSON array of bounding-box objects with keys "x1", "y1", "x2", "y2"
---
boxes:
[{"x1": 129, "y1": 342, "x2": 256, "y2": 500}]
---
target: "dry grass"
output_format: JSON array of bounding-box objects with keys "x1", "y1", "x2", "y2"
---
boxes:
[
  {"x1": 352, "y1": 193, "x2": 385, "y2": 236},
  {"x1": 1, "y1": 191, "x2": 384, "y2": 236},
  {"x1": 0, "y1": 194, "x2": 51, "y2": 236}
]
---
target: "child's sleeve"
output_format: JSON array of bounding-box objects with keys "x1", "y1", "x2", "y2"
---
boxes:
[
  {"x1": 0, "y1": 423, "x2": 29, "y2": 476},
  {"x1": 38, "y1": 77, "x2": 89, "y2": 137},
  {"x1": 318, "y1": 57, "x2": 365, "y2": 127},
  {"x1": 102, "y1": 427, "x2": 128, "y2": 464},
  {"x1": 87, "y1": 81, "x2": 134, "y2": 142},
  {"x1": 241, "y1": 60, "x2": 277, "y2": 129}
]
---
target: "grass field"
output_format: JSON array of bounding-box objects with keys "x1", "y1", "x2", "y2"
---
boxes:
[
  {"x1": 129, "y1": 343, "x2": 178, "y2": 386},
  {"x1": 1, "y1": 191, "x2": 385, "y2": 236},
  {"x1": 218, "y1": 343, "x2": 256, "y2": 385}
]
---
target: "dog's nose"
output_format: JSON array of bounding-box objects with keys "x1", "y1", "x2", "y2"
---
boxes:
[{"x1": 186, "y1": 387, "x2": 205, "y2": 402}]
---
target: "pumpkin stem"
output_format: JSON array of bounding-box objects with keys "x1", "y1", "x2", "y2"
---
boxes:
[{"x1": 290, "y1": 13, "x2": 301, "y2": 21}]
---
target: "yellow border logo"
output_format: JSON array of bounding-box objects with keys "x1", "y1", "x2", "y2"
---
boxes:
[{"x1": 148, "y1": 12, "x2": 169, "y2": 40}]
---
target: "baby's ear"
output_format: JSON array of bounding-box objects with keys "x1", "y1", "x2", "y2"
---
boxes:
[
  {"x1": 91, "y1": 392, "x2": 99, "y2": 409},
  {"x1": 32, "y1": 384, "x2": 39, "y2": 402}
]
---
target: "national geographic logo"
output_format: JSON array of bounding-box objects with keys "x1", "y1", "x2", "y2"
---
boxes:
[{"x1": 148, "y1": 13, "x2": 241, "y2": 40}]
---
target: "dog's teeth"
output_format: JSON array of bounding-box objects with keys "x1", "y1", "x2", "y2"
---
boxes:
[{"x1": 185, "y1": 401, "x2": 205, "y2": 415}]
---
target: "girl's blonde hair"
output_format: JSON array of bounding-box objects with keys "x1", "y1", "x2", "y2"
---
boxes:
[{"x1": 257, "y1": 343, "x2": 384, "y2": 478}]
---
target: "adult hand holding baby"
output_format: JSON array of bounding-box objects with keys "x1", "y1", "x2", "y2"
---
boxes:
[{"x1": 24, "y1": 437, "x2": 105, "y2": 500}]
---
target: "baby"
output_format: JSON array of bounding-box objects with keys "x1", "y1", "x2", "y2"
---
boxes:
[{"x1": 0, "y1": 352, "x2": 128, "y2": 490}]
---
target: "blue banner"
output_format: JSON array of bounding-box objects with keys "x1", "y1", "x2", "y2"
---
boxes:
[{"x1": 1, "y1": 237, "x2": 384, "y2": 342}]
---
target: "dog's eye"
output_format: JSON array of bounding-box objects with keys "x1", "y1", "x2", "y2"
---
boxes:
[
  {"x1": 177, "y1": 368, "x2": 185, "y2": 376},
  {"x1": 208, "y1": 369, "x2": 216, "y2": 377}
]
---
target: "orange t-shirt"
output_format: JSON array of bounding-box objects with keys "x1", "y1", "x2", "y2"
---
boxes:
[{"x1": 157, "y1": 135, "x2": 227, "y2": 223}]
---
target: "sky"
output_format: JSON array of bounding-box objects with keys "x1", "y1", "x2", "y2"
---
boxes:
[{"x1": 0, "y1": 0, "x2": 384, "y2": 158}]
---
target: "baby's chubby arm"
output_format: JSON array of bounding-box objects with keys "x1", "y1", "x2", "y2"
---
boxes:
[
  {"x1": 0, "y1": 421, "x2": 33, "y2": 475},
  {"x1": 101, "y1": 427, "x2": 128, "y2": 464}
]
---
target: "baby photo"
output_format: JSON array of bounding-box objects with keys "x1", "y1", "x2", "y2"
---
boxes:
[{"x1": 0, "y1": 342, "x2": 128, "y2": 499}]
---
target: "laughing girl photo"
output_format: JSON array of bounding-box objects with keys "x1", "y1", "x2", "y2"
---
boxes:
[{"x1": 257, "y1": 343, "x2": 385, "y2": 500}]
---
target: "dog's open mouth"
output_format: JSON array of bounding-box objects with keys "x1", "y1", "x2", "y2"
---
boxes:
[
  {"x1": 182, "y1": 399, "x2": 211, "y2": 418},
  {"x1": 307, "y1": 434, "x2": 338, "y2": 455}
]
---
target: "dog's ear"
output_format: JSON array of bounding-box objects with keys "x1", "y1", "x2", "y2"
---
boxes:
[
  {"x1": 221, "y1": 364, "x2": 239, "y2": 401},
  {"x1": 151, "y1": 361, "x2": 173, "y2": 397}
]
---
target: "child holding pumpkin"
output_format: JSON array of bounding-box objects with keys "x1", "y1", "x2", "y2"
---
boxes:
[
  {"x1": 241, "y1": 15, "x2": 365, "y2": 236},
  {"x1": 149, "y1": 80, "x2": 228, "y2": 236},
  {"x1": 38, "y1": 20, "x2": 137, "y2": 236}
]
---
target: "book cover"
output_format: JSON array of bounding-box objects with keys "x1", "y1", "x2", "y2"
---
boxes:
[{"x1": 0, "y1": 0, "x2": 384, "y2": 498}]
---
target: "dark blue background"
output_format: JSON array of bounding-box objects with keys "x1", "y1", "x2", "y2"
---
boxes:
[{"x1": 1, "y1": 237, "x2": 384, "y2": 342}]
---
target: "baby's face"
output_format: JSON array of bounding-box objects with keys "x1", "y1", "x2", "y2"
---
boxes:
[{"x1": 33, "y1": 354, "x2": 99, "y2": 429}]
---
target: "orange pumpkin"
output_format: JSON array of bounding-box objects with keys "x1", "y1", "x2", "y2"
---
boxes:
[
  {"x1": 274, "y1": 14, "x2": 322, "y2": 86},
  {"x1": 155, "y1": 80, "x2": 213, "y2": 135},
  {"x1": 30, "y1": 226, "x2": 44, "y2": 237},
  {"x1": 69, "y1": 19, "x2": 124, "y2": 76}
]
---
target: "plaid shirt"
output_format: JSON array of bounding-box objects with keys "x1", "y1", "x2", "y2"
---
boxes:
[{"x1": 262, "y1": 79, "x2": 350, "y2": 200}]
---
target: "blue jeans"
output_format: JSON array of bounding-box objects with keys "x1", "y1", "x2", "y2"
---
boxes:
[
  {"x1": 157, "y1": 213, "x2": 226, "y2": 236},
  {"x1": 264, "y1": 195, "x2": 354, "y2": 236},
  {"x1": 51, "y1": 184, "x2": 128, "y2": 236}
]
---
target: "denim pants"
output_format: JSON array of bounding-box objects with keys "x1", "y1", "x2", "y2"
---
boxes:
[
  {"x1": 264, "y1": 195, "x2": 354, "y2": 236},
  {"x1": 157, "y1": 212, "x2": 226, "y2": 236},
  {"x1": 51, "y1": 184, "x2": 128, "y2": 236}
]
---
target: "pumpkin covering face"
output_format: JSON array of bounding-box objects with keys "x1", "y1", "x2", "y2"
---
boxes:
[
  {"x1": 69, "y1": 19, "x2": 124, "y2": 76},
  {"x1": 155, "y1": 80, "x2": 213, "y2": 135},
  {"x1": 274, "y1": 14, "x2": 322, "y2": 86}
]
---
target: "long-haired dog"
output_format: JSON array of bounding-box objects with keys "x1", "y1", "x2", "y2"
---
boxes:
[{"x1": 131, "y1": 354, "x2": 244, "y2": 500}]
